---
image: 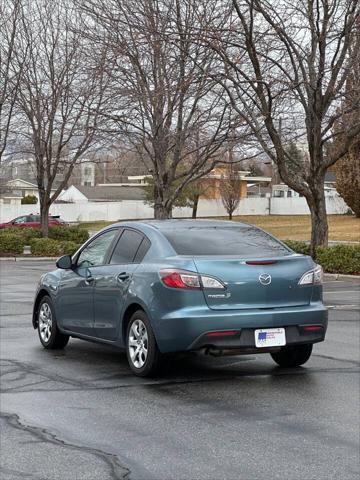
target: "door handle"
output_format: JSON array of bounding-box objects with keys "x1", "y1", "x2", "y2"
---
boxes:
[{"x1": 117, "y1": 272, "x2": 130, "y2": 282}]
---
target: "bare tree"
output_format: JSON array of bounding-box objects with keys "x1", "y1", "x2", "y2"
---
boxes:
[
  {"x1": 79, "y1": 0, "x2": 242, "y2": 219},
  {"x1": 220, "y1": 164, "x2": 241, "y2": 220},
  {"x1": 13, "y1": 0, "x2": 111, "y2": 235},
  {"x1": 207, "y1": 0, "x2": 360, "y2": 254},
  {"x1": 333, "y1": 30, "x2": 360, "y2": 217},
  {"x1": 0, "y1": 0, "x2": 24, "y2": 162}
]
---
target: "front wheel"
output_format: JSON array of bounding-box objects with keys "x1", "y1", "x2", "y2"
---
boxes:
[
  {"x1": 37, "y1": 296, "x2": 69, "y2": 349},
  {"x1": 270, "y1": 343, "x2": 313, "y2": 367},
  {"x1": 126, "y1": 311, "x2": 162, "y2": 377}
]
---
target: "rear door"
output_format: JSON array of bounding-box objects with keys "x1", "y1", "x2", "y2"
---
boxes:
[{"x1": 93, "y1": 229, "x2": 150, "y2": 341}]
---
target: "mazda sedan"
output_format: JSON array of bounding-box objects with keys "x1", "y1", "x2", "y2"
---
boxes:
[{"x1": 32, "y1": 220, "x2": 327, "y2": 376}]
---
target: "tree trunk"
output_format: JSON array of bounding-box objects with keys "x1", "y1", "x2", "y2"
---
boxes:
[
  {"x1": 39, "y1": 194, "x2": 50, "y2": 237},
  {"x1": 154, "y1": 201, "x2": 172, "y2": 219},
  {"x1": 192, "y1": 194, "x2": 199, "y2": 219},
  {"x1": 229, "y1": 211, "x2": 233, "y2": 220},
  {"x1": 306, "y1": 179, "x2": 328, "y2": 257}
]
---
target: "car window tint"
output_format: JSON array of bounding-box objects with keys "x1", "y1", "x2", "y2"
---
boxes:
[
  {"x1": 77, "y1": 229, "x2": 118, "y2": 267},
  {"x1": 110, "y1": 229, "x2": 144, "y2": 264},
  {"x1": 161, "y1": 226, "x2": 290, "y2": 257},
  {"x1": 133, "y1": 237, "x2": 151, "y2": 263}
]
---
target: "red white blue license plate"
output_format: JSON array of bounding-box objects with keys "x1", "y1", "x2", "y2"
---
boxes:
[{"x1": 255, "y1": 328, "x2": 286, "y2": 348}]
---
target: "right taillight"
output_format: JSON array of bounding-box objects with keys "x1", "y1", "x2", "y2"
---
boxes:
[
  {"x1": 159, "y1": 269, "x2": 225, "y2": 290},
  {"x1": 298, "y1": 264, "x2": 323, "y2": 286}
]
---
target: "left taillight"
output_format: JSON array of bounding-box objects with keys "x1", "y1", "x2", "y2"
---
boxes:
[{"x1": 159, "y1": 269, "x2": 225, "y2": 290}]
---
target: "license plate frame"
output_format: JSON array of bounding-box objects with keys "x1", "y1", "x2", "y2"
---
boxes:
[{"x1": 255, "y1": 328, "x2": 286, "y2": 348}]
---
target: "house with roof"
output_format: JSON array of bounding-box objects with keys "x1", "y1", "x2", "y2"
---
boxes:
[{"x1": 56, "y1": 184, "x2": 146, "y2": 203}]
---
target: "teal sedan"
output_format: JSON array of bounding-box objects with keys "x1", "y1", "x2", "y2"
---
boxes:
[{"x1": 32, "y1": 220, "x2": 327, "y2": 377}]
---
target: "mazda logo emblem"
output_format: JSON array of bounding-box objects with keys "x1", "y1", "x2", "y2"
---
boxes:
[{"x1": 259, "y1": 273, "x2": 271, "y2": 285}]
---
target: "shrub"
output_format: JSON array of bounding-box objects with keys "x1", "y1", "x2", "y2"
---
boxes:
[
  {"x1": 0, "y1": 233, "x2": 24, "y2": 254},
  {"x1": 48, "y1": 226, "x2": 89, "y2": 243},
  {"x1": 21, "y1": 194, "x2": 38, "y2": 204},
  {"x1": 316, "y1": 245, "x2": 360, "y2": 275},
  {"x1": 29, "y1": 238, "x2": 81, "y2": 256},
  {"x1": 285, "y1": 240, "x2": 360, "y2": 275},
  {"x1": 0, "y1": 227, "x2": 42, "y2": 242},
  {"x1": 283, "y1": 240, "x2": 311, "y2": 256}
]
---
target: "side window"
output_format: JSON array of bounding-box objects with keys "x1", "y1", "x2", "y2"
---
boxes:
[
  {"x1": 77, "y1": 229, "x2": 118, "y2": 268},
  {"x1": 133, "y1": 238, "x2": 151, "y2": 263},
  {"x1": 13, "y1": 216, "x2": 27, "y2": 224},
  {"x1": 110, "y1": 229, "x2": 144, "y2": 264}
]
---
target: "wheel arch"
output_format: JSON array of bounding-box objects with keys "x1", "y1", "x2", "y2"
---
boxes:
[
  {"x1": 121, "y1": 301, "x2": 156, "y2": 347},
  {"x1": 32, "y1": 288, "x2": 52, "y2": 329}
]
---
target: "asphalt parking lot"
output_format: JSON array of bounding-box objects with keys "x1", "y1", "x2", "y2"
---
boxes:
[{"x1": 0, "y1": 260, "x2": 359, "y2": 480}]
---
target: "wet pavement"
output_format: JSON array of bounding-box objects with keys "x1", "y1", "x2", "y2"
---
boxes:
[{"x1": 0, "y1": 260, "x2": 359, "y2": 480}]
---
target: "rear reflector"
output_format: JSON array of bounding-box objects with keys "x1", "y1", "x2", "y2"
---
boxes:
[
  {"x1": 302, "y1": 325, "x2": 323, "y2": 331},
  {"x1": 205, "y1": 330, "x2": 238, "y2": 337},
  {"x1": 246, "y1": 260, "x2": 277, "y2": 265}
]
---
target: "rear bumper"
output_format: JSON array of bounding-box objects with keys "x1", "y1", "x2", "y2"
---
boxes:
[{"x1": 153, "y1": 302, "x2": 328, "y2": 353}]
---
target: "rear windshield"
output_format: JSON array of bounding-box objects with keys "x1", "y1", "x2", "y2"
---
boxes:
[{"x1": 161, "y1": 226, "x2": 291, "y2": 257}]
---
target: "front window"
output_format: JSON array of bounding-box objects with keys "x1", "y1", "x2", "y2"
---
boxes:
[
  {"x1": 77, "y1": 230, "x2": 118, "y2": 267},
  {"x1": 13, "y1": 216, "x2": 27, "y2": 224}
]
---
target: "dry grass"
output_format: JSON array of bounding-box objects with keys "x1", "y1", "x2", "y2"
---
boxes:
[
  {"x1": 223, "y1": 215, "x2": 360, "y2": 242},
  {"x1": 79, "y1": 215, "x2": 360, "y2": 242}
]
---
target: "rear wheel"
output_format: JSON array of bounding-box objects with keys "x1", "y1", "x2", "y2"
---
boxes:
[
  {"x1": 126, "y1": 310, "x2": 162, "y2": 377},
  {"x1": 37, "y1": 296, "x2": 69, "y2": 349},
  {"x1": 270, "y1": 344, "x2": 313, "y2": 367}
]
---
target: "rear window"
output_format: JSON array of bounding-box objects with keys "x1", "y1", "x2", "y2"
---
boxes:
[{"x1": 161, "y1": 226, "x2": 290, "y2": 257}]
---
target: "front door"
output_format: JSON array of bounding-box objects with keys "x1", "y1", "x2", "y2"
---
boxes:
[{"x1": 56, "y1": 228, "x2": 119, "y2": 335}]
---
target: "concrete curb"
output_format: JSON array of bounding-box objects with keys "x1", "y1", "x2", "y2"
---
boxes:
[
  {"x1": 324, "y1": 273, "x2": 360, "y2": 280},
  {"x1": 0, "y1": 257, "x2": 57, "y2": 262}
]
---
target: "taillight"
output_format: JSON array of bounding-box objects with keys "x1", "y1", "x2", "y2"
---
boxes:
[
  {"x1": 298, "y1": 264, "x2": 323, "y2": 286},
  {"x1": 159, "y1": 269, "x2": 225, "y2": 290},
  {"x1": 160, "y1": 270, "x2": 200, "y2": 289}
]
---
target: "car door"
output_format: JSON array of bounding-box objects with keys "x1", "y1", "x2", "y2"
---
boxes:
[
  {"x1": 56, "y1": 228, "x2": 119, "y2": 335},
  {"x1": 93, "y1": 228, "x2": 150, "y2": 341}
]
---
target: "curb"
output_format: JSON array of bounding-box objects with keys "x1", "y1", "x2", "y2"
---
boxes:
[
  {"x1": 0, "y1": 257, "x2": 57, "y2": 262},
  {"x1": 324, "y1": 273, "x2": 360, "y2": 280}
]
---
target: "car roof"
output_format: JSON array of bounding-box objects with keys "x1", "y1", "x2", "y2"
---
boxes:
[{"x1": 111, "y1": 219, "x2": 251, "y2": 231}]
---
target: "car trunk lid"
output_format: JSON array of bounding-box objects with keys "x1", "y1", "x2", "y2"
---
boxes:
[{"x1": 193, "y1": 255, "x2": 314, "y2": 310}]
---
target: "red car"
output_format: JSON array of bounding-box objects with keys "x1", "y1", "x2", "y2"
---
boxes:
[{"x1": 0, "y1": 214, "x2": 68, "y2": 229}]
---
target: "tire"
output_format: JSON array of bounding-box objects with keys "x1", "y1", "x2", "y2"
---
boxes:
[
  {"x1": 271, "y1": 343, "x2": 313, "y2": 367},
  {"x1": 37, "y1": 296, "x2": 69, "y2": 349},
  {"x1": 126, "y1": 310, "x2": 162, "y2": 377}
]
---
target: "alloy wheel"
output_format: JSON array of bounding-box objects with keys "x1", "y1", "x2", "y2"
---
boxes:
[
  {"x1": 128, "y1": 319, "x2": 148, "y2": 369},
  {"x1": 39, "y1": 302, "x2": 52, "y2": 343}
]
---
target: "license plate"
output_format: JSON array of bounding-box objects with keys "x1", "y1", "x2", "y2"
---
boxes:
[{"x1": 255, "y1": 328, "x2": 286, "y2": 348}]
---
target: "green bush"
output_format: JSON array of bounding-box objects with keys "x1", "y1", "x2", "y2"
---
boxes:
[
  {"x1": 21, "y1": 194, "x2": 37, "y2": 204},
  {"x1": 283, "y1": 240, "x2": 311, "y2": 255},
  {"x1": 316, "y1": 245, "x2": 360, "y2": 275},
  {"x1": 0, "y1": 227, "x2": 42, "y2": 242},
  {"x1": 48, "y1": 226, "x2": 89, "y2": 243},
  {"x1": 285, "y1": 240, "x2": 360, "y2": 275},
  {"x1": 0, "y1": 233, "x2": 24, "y2": 254},
  {"x1": 29, "y1": 238, "x2": 81, "y2": 256}
]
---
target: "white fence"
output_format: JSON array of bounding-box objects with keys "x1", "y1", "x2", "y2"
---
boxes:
[{"x1": 0, "y1": 196, "x2": 349, "y2": 223}]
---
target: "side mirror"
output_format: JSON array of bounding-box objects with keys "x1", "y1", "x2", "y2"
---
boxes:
[{"x1": 56, "y1": 255, "x2": 73, "y2": 269}]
